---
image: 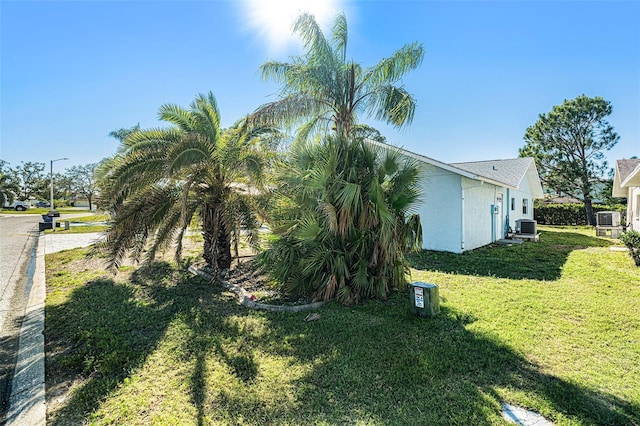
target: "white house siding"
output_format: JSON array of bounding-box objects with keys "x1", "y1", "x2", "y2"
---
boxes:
[
  {"x1": 461, "y1": 177, "x2": 504, "y2": 251},
  {"x1": 506, "y1": 173, "x2": 536, "y2": 231},
  {"x1": 628, "y1": 186, "x2": 640, "y2": 230},
  {"x1": 417, "y1": 164, "x2": 463, "y2": 253}
]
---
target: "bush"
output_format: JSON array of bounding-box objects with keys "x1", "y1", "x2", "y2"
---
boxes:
[
  {"x1": 534, "y1": 203, "x2": 626, "y2": 226},
  {"x1": 257, "y1": 136, "x2": 422, "y2": 305},
  {"x1": 620, "y1": 230, "x2": 640, "y2": 266}
]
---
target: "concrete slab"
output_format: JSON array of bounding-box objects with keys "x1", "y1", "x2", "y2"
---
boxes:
[
  {"x1": 7, "y1": 231, "x2": 103, "y2": 425},
  {"x1": 502, "y1": 403, "x2": 554, "y2": 426},
  {"x1": 6, "y1": 234, "x2": 46, "y2": 426},
  {"x1": 43, "y1": 232, "x2": 104, "y2": 254}
]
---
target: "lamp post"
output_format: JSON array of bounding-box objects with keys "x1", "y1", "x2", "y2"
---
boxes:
[{"x1": 50, "y1": 158, "x2": 69, "y2": 229}]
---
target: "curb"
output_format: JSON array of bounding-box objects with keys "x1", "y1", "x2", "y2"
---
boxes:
[
  {"x1": 188, "y1": 265, "x2": 325, "y2": 313},
  {"x1": 6, "y1": 233, "x2": 46, "y2": 425}
]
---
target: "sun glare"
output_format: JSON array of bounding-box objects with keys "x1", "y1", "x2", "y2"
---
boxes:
[{"x1": 242, "y1": 0, "x2": 343, "y2": 54}]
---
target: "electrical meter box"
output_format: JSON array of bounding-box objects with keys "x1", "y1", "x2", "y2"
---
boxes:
[{"x1": 409, "y1": 282, "x2": 440, "y2": 317}]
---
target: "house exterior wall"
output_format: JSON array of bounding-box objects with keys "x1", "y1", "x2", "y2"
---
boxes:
[
  {"x1": 506, "y1": 174, "x2": 536, "y2": 232},
  {"x1": 407, "y1": 155, "x2": 540, "y2": 253},
  {"x1": 461, "y1": 177, "x2": 505, "y2": 251},
  {"x1": 628, "y1": 186, "x2": 640, "y2": 231},
  {"x1": 416, "y1": 165, "x2": 463, "y2": 253}
]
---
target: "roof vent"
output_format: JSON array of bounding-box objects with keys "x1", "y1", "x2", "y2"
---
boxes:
[{"x1": 492, "y1": 165, "x2": 497, "y2": 171}]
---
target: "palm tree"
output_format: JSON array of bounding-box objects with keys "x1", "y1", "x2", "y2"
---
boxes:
[
  {"x1": 253, "y1": 13, "x2": 425, "y2": 304},
  {"x1": 257, "y1": 135, "x2": 423, "y2": 305},
  {"x1": 98, "y1": 92, "x2": 277, "y2": 272},
  {"x1": 252, "y1": 13, "x2": 424, "y2": 142}
]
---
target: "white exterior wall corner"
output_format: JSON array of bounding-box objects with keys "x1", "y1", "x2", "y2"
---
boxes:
[
  {"x1": 507, "y1": 172, "x2": 536, "y2": 230},
  {"x1": 416, "y1": 165, "x2": 463, "y2": 253},
  {"x1": 461, "y1": 177, "x2": 502, "y2": 251},
  {"x1": 629, "y1": 187, "x2": 640, "y2": 231}
]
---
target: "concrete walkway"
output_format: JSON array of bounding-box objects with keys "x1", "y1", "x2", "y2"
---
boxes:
[{"x1": 6, "y1": 232, "x2": 103, "y2": 425}]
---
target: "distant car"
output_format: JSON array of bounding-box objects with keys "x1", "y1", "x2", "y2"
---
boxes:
[
  {"x1": 34, "y1": 201, "x2": 51, "y2": 208},
  {"x1": 7, "y1": 201, "x2": 30, "y2": 211}
]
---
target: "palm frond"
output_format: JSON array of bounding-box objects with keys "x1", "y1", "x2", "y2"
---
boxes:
[
  {"x1": 159, "y1": 104, "x2": 195, "y2": 132},
  {"x1": 366, "y1": 85, "x2": 417, "y2": 128},
  {"x1": 293, "y1": 13, "x2": 335, "y2": 69},
  {"x1": 331, "y1": 13, "x2": 348, "y2": 62},
  {"x1": 363, "y1": 42, "x2": 425, "y2": 87}
]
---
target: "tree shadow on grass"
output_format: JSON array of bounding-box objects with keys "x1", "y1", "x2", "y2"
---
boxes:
[
  {"x1": 45, "y1": 261, "x2": 248, "y2": 425},
  {"x1": 409, "y1": 229, "x2": 615, "y2": 281},
  {"x1": 237, "y1": 300, "x2": 639, "y2": 425},
  {"x1": 45, "y1": 257, "x2": 638, "y2": 424}
]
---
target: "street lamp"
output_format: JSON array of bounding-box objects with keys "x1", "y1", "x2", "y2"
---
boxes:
[{"x1": 50, "y1": 157, "x2": 69, "y2": 214}]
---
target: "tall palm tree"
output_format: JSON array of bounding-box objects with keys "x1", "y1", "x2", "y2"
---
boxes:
[
  {"x1": 253, "y1": 13, "x2": 425, "y2": 304},
  {"x1": 99, "y1": 92, "x2": 277, "y2": 272},
  {"x1": 252, "y1": 13, "x2": 424, "y2": 142}
]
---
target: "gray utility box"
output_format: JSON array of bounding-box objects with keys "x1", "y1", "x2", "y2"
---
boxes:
[{"x1": 409, "y1": 282, "x2": 440, "y2": 317}]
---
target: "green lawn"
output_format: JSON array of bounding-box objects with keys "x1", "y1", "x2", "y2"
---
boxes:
[
  {"x1": 43, "y1": 214, "x2": 110, "y2": 234},
  {"x1": 44, "y1": 226, "x2": 640, "y2": 425},
  {"x1": 0, "y1": 207, "x2": 86, "y2": 215}
]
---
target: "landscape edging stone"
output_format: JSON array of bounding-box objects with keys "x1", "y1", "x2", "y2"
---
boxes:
[{"x1": 188, "y1": 265, "x2": 325, "y2": 312}]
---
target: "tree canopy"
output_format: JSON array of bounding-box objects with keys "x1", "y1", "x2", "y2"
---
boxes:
[
  {"x1": 520, "y1": 94, "x2": 619, "y2": 225},
  {"x1": 66, "y1": 163, "x2": 98, "y2": 209},
  {"x1": 252, "y1": 13, "x2": 424, "y2": 142},
  {"x1": 98, "y1": 92, "x2": 278, "y2": 271}
]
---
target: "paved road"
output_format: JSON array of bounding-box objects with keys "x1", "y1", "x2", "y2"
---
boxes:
[{"x1": 0, "y1": 215, "x2": 40, "y2": 422}]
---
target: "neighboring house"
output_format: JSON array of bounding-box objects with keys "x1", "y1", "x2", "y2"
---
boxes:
[
  {"x1": 613, "y1": 158, "x2": 640, "y2": 230},
  {"x1": 71, "y1": 197, "x2": 93, "y2": 209},
  {"x1": 395, "y1": 147, "x2": 543, "y2": 253}
]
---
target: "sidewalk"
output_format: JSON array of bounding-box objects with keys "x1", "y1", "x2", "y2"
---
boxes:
[
  {"x1": 42, "y1": 232, "x2": 104, "y2": 254},
  {"x1": 6, "y1": 232, "x2": 103, "y2": 425}
]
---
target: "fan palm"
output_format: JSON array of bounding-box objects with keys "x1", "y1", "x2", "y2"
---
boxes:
[
  {"x1": 252, "y1": 13, "x2": 424, "y2": 142},
  {"x1": 257, "y1": 135, "x2": 422, "y2": 305},
  {"x1": 98, "y1": 92, "x2": 277, "y2": 272}
]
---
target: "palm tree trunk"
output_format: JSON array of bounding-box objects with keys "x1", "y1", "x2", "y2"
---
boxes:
[{"x1": 202, "y1": 202, "x2": 232, "y2": 272}]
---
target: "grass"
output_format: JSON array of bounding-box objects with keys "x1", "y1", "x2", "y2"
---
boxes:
[
  {"x1": 43, "y1": 213, "x2": 110, "y2": 234},
  {"x1": 0, "y1": 207, "x2": 84, "y2": 215},
  {"x1": 44, "y1": 226, "x2": 640, "y2": 425}
]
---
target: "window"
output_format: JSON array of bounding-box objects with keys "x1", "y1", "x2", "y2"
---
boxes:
[
  {"x1": 522, "y1": 198, "x2": 528, "y2": 215},
  {"x1": 511, "y1": 197, "x2": 515, "y2": 211}
]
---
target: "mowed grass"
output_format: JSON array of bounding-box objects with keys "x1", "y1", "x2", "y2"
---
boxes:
[
  {"x1": 44, "y1": 213, "x2": 110, "y2": 234},
  {"x1": 44, "y1": 226, "x2": 640, "y2": 425}
]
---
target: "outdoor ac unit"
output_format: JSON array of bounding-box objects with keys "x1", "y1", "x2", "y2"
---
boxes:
[
  {"x1": 516, "y1": 219, "x2": 537, "y2": 235},
  {"x1": 596, "y1": 211, "x2": 621, "y2": 227}
]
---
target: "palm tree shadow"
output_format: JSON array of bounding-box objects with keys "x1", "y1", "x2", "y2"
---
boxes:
[
  {"x1": 232, "y1": 302, "x2": 639, "y2": 425},
  {"x1": 45, "y1": 261, "x2": 237, "y2": 425},
  {"x1": 409, "y1": 230, "x2": 614, "y2": 281}
]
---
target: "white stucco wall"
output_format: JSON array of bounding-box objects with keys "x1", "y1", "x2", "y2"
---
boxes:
[
  {"x1": 461, "y1": 178, "x2": 506, "y2": 251},
  {"x1": 416, "y1": 165, "x2": 463, "y2": 253},
  {"x1": 410, "y1": 157, "x2": 540, "y2": 253},
  {"x1": 505, "y1": 174, "x2": 535, "y2": 232},
  {"x1": 628, "y1": 186, "x2": 640, "y2": 231}
]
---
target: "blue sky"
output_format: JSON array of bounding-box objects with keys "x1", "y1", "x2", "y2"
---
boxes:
[{"x1": 1, "y1": 0, "x2": 638, "y2": 174}]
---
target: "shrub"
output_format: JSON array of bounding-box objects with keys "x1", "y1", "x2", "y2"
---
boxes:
[
  {"x1": 257, "y1": 136, "x2": 422, "y2": 305},
  {"x1": 620, "y1": 230, "x2": 640, "y2": 266},
  {"x1": 534, "y1": 203, "x2": 626, "y2": 226}
]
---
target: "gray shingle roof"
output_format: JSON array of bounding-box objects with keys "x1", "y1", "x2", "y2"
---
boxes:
[
  {"x1": 617, "y1": 159, "x2": 640, "y2": 184},
  {"x1": 451, "y1": 158, "x2": 535, "y2": 188}
]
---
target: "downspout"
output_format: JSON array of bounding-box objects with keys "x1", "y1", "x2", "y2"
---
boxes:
[{"x1": 461, "y1": 189, "x2": 465, "y2": 251}]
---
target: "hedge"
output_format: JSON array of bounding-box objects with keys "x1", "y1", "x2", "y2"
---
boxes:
[
  {"x1": 534, "y1": 203, "x2": 626, "y2": 226},
  {"x1": 620, "y1": 230, "x2": 640, "y2": 266}
]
